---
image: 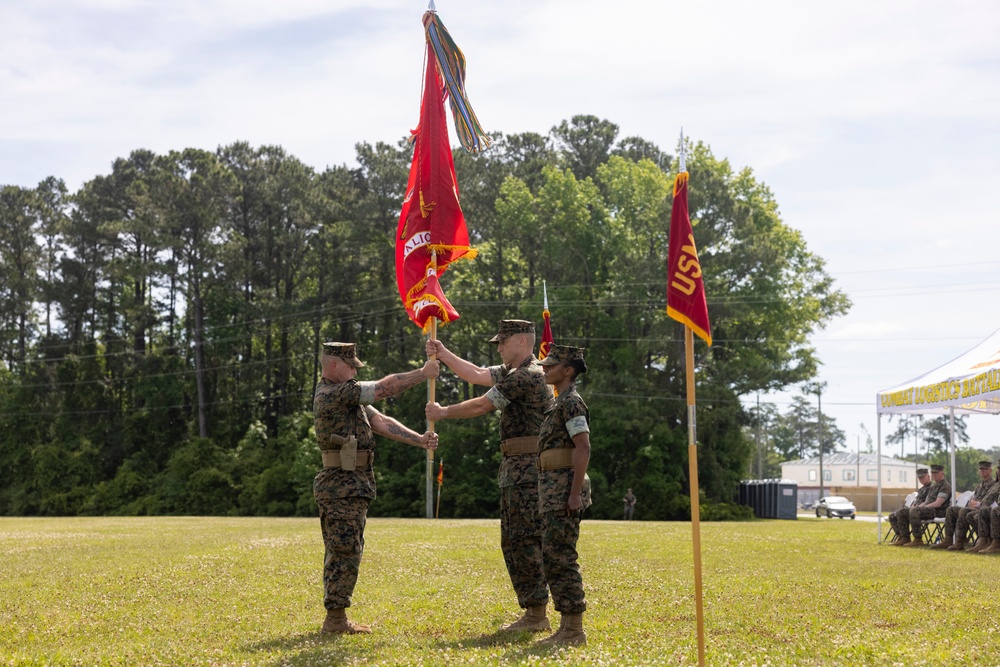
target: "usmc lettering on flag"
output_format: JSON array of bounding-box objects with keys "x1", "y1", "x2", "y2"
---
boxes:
[{"x1": 670, "y1": 234, "x2": 702, "y2": 296}]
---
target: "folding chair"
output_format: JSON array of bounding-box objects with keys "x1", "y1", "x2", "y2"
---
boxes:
[
  {"x1": 922, "y1": 491, "x2": 972, "y2": 545},
  {"x1": 923, "y1": 518, "x2": 944, "y2": 544}
]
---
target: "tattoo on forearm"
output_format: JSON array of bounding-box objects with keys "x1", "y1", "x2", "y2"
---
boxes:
[
  {"x1": 386, "y1": 420, "x2": 419, "y2": 444},
  {"x1": 374, "y1": 369, "x2": 424, "y2": 401}
]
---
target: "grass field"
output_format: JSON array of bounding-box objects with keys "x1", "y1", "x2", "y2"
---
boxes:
[{"x1": 2, "y1": 515, "x2": 998, "y2": 666}]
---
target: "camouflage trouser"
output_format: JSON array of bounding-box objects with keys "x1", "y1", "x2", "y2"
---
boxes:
[
  {"x1": 541, "y1": 510, "x2": 586, "y2": 614},
  {"x1": 908, "y1": 506, "x2": 944, "y2": 539},
  {"x1": 315, "y1": 495, "x2": 369, "y2": 610},
  {"x1": 942, "y1": 505, "x2": 961, "y2": 538},
  {"x1": 500, "y1": 482, "x2": 548, "y2": 609},
  {"x1": 978, "y1": 507, "x2": 995, "y2": 541},
  {"x1": 957, "y1": 507, "x2": 981, "y2": 539},
  {"x1": 891, "y1": 507, "x2": 911, "y2": 539},
  {"x1": 990, "y1": 507, "x2": 1000, "y2": 541}
]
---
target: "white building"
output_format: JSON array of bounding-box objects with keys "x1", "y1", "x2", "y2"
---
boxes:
[{"x1": 781, "y1": 453, "x2": 927, "y2": 509}]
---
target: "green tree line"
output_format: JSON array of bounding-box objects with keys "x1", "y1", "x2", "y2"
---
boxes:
[{"x1": 0, "y1": 115, "x2": 850, "y2": 519}]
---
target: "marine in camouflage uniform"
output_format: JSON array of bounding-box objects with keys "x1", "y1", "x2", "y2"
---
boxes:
[
  {"x1": 535, "y1": 344, "x2": 592, "y2": 646},
  {"x1": 974, "y1": 461, "x2": 1000, "y2": 554},
  {"x1": 313, "y1": 342, "x2": 439, "y2": 634},
  {"x1": 887, "y1": 468, "x2": 930, "y2": 542},
  {"x1": 426, "y1": 320, "x2": 554, "y2": 632},
  {"x1": 897, "y1": 464, "x2": 952, "y2": 547},
  {"x1": 967, "y1": 463, "x2": 1000, "y2": 552},
  {"x1": 932, "y1": 460, "x2": 994, "y2": 551}
]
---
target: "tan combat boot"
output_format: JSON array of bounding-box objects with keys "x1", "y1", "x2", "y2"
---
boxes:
[
  {"x1": 321, "y1": 608, "x2": 372, "y2": 634},
  {"x1": 900, "y1": 537, "x2": 924, "y2": 547},
  {"x1": 947, "y1": 535, "x2": 966, "y2": 551},
  {"x1": 978, "y1": 539, "x2": 1000, "y2": 555},
  {"x1": 536, "y1": 613, "x2": 586, "y2": 646},
  {"x1": 969, "y1": 538, "x2": 991, "y2": 553},
  {"x1": 890, "y1": 537, "x2": 911, "y2": 547},
  {"x1": 501, "y1": 605, "x2": 550, "y2": 632},
  {"x1": 536, "y1": 613, "x2": 566, "y2": 645}
]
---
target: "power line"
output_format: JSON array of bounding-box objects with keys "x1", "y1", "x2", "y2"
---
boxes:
[
  {"x1": 0, "y1": 389, "x2": 311, "y2": 418},
  {"x1": 834, "y1": 259, "x2": 1000, "y2": 275}
]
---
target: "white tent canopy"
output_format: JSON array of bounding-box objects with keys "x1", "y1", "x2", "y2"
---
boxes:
[
  {"x1": 873, "y1": 326, "x2": 1000, "y2": 542},
  {"x1": 877, "y1": 326, "x2": 1000, "y2": 416}
]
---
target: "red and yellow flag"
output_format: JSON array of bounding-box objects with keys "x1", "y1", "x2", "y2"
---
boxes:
[
  {"x1": 540, "y1": 281, "x2": 554, "y2": 360},
  {"x1": 395, "y1": 12, "x2": 483, "y2": 331},
  {"x1": 540, "y1": 308, "x2": 553, "y2": 360},
  {"x1": 437, "y1": 460, "x2": 444, "y2": 486},
  {"x1": 666, "y1": 171, "x2": 712, "y2": 346}
]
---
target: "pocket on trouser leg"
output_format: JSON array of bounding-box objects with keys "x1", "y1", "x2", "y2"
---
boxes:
[{"x1": 507, "y1": 483, "x2": 541, "y2": 540}]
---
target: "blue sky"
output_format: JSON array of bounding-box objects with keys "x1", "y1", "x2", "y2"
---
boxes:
[{"x1": 4, "y1": 0, "x2": 1000, "y2": 457}]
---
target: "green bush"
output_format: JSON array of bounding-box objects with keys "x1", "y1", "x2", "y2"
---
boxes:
[
  {"x1": 158, "y1": 438, "x2": 238, "y2": 514},
  {"x1": 699, "y1": 500, "x2": 755, "y2": 521}
]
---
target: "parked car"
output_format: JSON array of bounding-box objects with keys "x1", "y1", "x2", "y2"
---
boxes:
[{"x1": 815, "y1": 496, "x2": 856, "y2": 519}]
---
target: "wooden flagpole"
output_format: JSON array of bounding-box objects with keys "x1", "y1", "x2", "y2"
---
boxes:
[
  {"x1": 686, "y1": 325, "x2": 706, "y2": 667},
  {"x1": 669, "y1": 129, "x2": 706, "y2": 666},
  {"x1": 425, "y1": 250, "x2": 439, "y2": 519}
]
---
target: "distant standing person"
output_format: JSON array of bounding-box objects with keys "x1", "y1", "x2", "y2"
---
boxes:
[
  {"x1": 623, "y1": 488, "x2": 637, "y2": 521},
  {"x1": 426, "y1": 320, "x2": 555, "y2": 632},
  {"x1": 313, "y1": 342, "x2": 439, "y2": 634},
  {"x1": 535, "y1": 344, "x2": 592, "y2": 646}
]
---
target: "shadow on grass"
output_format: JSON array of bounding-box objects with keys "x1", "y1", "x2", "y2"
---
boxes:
[
  {"x1": 244, "y1": 629, "x2": 577, "y2": 666},
  {"x1": 446, "y1": 627, "x2": 538, "y2": 648},
  {"x1": 246, "y1": 631, "x2": 389, "y2": 667},
  {"x1": 427, "y1": 627, "x2": 581, "y2": 660}
]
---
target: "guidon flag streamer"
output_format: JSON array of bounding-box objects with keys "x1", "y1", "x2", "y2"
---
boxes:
[
  {"x1": 423, "y1": 11, "x2": 491, "y2": 154},
  {"x1": 666, "y1": 170, "x2": 712, "y2": 346},
  {"x1": 395, "y1": 11, "x2": 489, "y2": 331}
]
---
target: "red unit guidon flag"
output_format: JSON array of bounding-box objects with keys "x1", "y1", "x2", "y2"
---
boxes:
[{"x1": 666, "y1": 171, "x2": 712, "y2": 346}]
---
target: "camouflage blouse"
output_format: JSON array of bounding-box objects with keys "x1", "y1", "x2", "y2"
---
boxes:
[
  {"x1": 927, "y1": 478, "x2": 953, "y2": 513},
  {"x1": 980, "y1": 480, "x2": 1000, "y2": 508},
  {"x1": 914, "y1": 483, "x2": 932, "y2": 504},
  {"x1": 973, "y1": 477, "x2": 996, "y2": 502},
  {"x1": 536, "y1": 387, "x2": 592, "y2": 514},
  {"x1": 487, "y1": 356, "x2": 553, "y2": 488},
  {"x1": 312, "y1": 377, "x2": 377, "y2": 500}
]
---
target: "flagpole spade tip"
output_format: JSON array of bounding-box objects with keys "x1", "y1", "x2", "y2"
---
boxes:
[
  {"x1": 428, "y1": 0, "x2": 436, "y2": 10},
  {"x1": 678, "y1": 128, "x2": 687, "y2": 174}
]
